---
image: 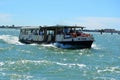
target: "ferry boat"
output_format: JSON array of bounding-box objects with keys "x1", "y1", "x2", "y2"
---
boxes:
[{"x1": 19, "y1": 25, "x2": 94, "y2": 49}]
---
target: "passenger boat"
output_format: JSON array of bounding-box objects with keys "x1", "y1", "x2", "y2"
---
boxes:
[{"x1": 19, "y1": 25, "x2": 94, "y2": 49}]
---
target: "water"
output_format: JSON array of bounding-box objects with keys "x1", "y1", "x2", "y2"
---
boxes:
[{"x1": 0, "y1": 28, "x2": 120, "y2": 80}]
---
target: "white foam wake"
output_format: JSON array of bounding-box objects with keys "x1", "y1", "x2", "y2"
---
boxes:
[
  {"x1": 0, "y1": 35, "x2": 23, "y2": 45},
  {"x1": 40, "y1": 42, "x2": 74, "y2": 49},
  {"x1": 41, "y1": 43, "x2": 57, "y2": 48},
  {"x1": 92, "y1": 44, "x2": 101, "y2": 50},
  {"x1": 53, "y1": 43, "x2": 74, "y2": 49},
  {"x1": 2, "y1": 60, "x2": 86, "y2": 68}
]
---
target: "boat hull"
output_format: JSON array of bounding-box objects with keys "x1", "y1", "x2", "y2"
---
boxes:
[
  {"x1": 19, "y1": 39, "x2": 44, "y2": 44},
  {"x1": 55, "y1": 41, "x2": 93, "y2": 49},
  {"x1": 19, "y1": 39, "x2": 93, "y2": 49}
]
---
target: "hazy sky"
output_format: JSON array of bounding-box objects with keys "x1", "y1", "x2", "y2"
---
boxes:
[{"x1": 0, "y1": 0, "x2": 120, "y2": 29}]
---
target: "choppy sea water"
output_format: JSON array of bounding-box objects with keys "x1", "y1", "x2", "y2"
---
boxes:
[{"x1": 0, "y1": 28, "x2": 120, "y2": 80}]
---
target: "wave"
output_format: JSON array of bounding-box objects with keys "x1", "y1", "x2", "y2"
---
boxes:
[
  {"x1": 40, "y1": 43, "x2": 75, "y2": 49},
  {"x1": 97, "y1": 66, "x2": 120, "y2": 73},
  {"x1": 0, "y1": 62, "x2": 4, "y2": 67},
  {"x1": 0, "y1": 60, "x2": 86, "y2": 71},
  {"x1": 0, "y1": 35, "x2": 23, "y2": 45},
  {"x1": 54, "y1": 61, "x2": 86, "y2": 68},
  {"x1": 94, "y1": 77, "x2": 116, "y2": 80},
  {"x1": 53, "y1": 43, "x2": 75, "y2": 49},
  {"x1": 41, "y1": 43, "x2": 57, "y2": 48},
  {"x1": 92, "y1": 43, "x2": 101, "y2": 50}
]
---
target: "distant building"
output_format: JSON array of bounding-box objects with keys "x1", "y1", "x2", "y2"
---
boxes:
[{"x1": 104, "y1": 29, "x2": 116, "y2": 33}]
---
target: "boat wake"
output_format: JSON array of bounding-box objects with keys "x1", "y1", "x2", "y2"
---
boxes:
[
  {"x1": 53, "y1": 43, "x2": 75, "y2": 49},
  {"x1": 0, "y1": 35, "x2": 23, "y2": 45},
  {"x1": 92, "y1": 44, "x2": 101, "y2": 50},
  {"x1": 41, "y1": 43, "x2": 74, "y2": 49},
  {"x1": 0, "y1": 34, "x2": 97, "y2": 49},
  {"x1": 42, "y1": 43, "x2": 96, "y2": 49},
  {"x1": 41, "y1": 43, "x2": 57, "y2": 48}
]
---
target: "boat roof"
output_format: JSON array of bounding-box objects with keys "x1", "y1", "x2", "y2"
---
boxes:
[
  {"x1": 42, "y1": 25, "x2": 85, "y2": 29},
  {"x1": 21, "y1": 25, "x2": 85, "y2": 30}
]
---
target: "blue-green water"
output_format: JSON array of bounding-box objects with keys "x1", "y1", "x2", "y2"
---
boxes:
[{"x1": 0, "y1": 28, "x2": 120, "y2": 80}]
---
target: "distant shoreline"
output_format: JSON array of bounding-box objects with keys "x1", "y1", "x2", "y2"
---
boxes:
[
  {"x1": 0, "y1": 27, "x2": 21, "y2": 29},
  {"x1": 0, "y1": 27, "x2": 120, "y2": 35}
]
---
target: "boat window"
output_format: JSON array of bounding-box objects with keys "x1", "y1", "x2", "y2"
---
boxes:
[
  {"x1": 47, "y1": 30, "x2": 54, "y2": 35},
  {"x1": 25, "y1": 30, "x2": 28, "y2": 35},
  {"x1": 20, "y1": 29, "x2": 23, "y2": 34},
  {"x1": 32, "y1": 29, "x2": 38, "y2": 35},
  {"x1": 27, "y1": 30, "x2": 31, "y2": 35},
  {"x1": 37, "y1": 30, "x2": 39, "y2": 34},
  {"x1": 63, "y1": 27, "x2": 69, "y2": 34},
  {"x1": 31, "y1": 29, "x2": 33, "y2": 33},
  {"x1": 69, "y1": 29, "x2": 74, "y2": 33},
  {"x1": 57, "y1": 29, "x2": 63, "y2": 34},
  {"x1": 21, "y1": 29, "x2": 27, "y2": 35},
  {"x1": 39, "y1": 30, "x2": 44, "y2": 35}
]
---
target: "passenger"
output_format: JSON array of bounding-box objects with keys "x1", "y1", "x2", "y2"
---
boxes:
[
  {"x1": 71, "y1": 33, "x2": 77, "y2": 37},
  {"x1": 76, "y1": 31, "x2": 81, "y2": 36},
  {"x1": 39, "y1": 31, "x2": 44, "y2": 35}
]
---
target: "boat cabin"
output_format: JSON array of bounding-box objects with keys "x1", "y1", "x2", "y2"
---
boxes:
[{"x1": 19, "y1": 25, "x2": 94, "y2": 48}]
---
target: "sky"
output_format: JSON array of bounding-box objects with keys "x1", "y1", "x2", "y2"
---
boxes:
[{"x1": 0, "y1": 0, "x2": 120, "y2": 30}]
